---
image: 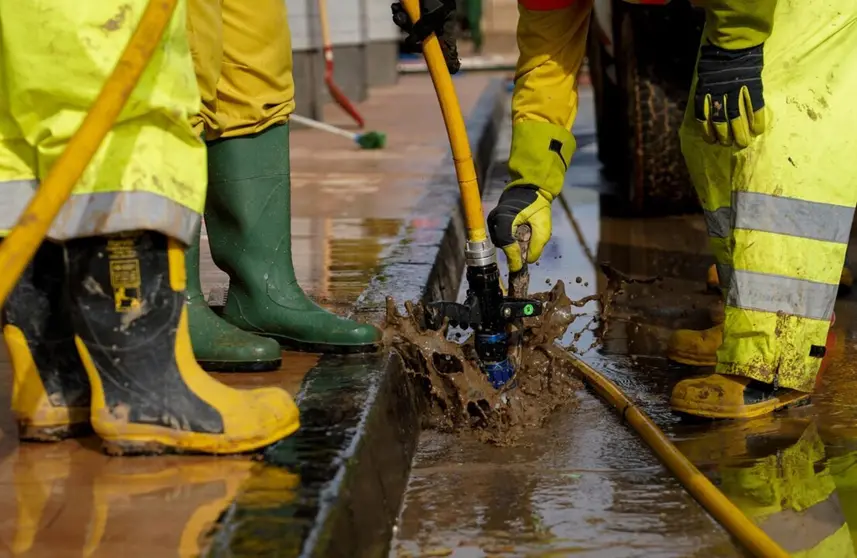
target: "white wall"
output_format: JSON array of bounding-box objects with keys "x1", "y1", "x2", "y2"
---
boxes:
[
  {"x1": 287, "y1": 0, "x2": 367, "y2": 51},
  {"x1": 366, "y1": 0, "x2": 399, "y2": 41},
  {"x1": 286, "y1": 0, "x2": 313, "y2": 51}
]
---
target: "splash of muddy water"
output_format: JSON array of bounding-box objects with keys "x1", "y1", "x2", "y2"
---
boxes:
[{"x1": 383, "y1": 269, "x2": 660, "y2": 446}]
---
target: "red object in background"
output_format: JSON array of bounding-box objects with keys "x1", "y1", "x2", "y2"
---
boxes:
[
  {"x1": 318, "y1": 0, "x2": 365, "y2": 129},
  {"x1": 323, "y1": 46, "x2": 365, "y2": 128}
]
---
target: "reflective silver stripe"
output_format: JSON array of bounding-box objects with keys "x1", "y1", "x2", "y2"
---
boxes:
[
  {"x1": 704, "y1": 207, "x2": 732, "y2": 239},
  {"x1": 716, "y1": 263, "x2": 732, "y2": 291},
  {"x1": 0, "y1": 180, "x2": 199, "y2": 245},
  {"x1": 727, "y1": 269, "x2": 836, "y2": 321},
  {"x1": 734, "y1": 191, "x2": 854, "y2": 244},
  {"x1": 758, "y1": 493, "x2": 845, "y2": 554}
]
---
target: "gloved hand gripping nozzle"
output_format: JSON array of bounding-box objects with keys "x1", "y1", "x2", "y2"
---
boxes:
[{"x1": 425, "y1": 227, "x2": 543, "y2": 389}]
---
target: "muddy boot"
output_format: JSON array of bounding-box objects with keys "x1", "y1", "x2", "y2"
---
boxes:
[
  {"x1": 2, "y1": 242, "x2": 91, "y2": 441},
  {"x1": 66, "y1": 231, "x2": 300, "y2": 455},
  {"x1": 185, "y1": 226, "x2": 282, "y2": 372},
  {"x1": 670, "y1": 373, "x2": 811, "y2": 419},
  {"x1": 666, "y1": 323, "x2": 723, "y2": 367},
  {"x1": 205, "y1": 123, "x2": 381, "y2": 353}
]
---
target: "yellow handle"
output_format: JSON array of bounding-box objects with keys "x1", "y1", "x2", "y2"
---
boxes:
[
  {"x1": 0, "y1": 0, "x2": 179, "y2": 308},
  {"x1": 317, "y1": 0, "x2": 332, "y2": 50},
  {"x1": 400, "y1": 0, "x2": 487, "y2": 243}
]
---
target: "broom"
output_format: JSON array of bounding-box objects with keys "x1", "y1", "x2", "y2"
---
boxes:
[
  {"x1": 291, "y1": 114, "x2": 387, "y2": 149},
  {"x1": 318, "y1": 0, "x2": 365, "y2": 128}
]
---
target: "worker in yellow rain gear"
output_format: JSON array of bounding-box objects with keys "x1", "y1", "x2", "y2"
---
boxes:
[
  {"x1": 0, "y1": 1, "x2": 298, "y2": 454},
  {"x1": 677, "y1": 417, "x2": 856, "y2": 556},
  {"x1": 665, "y1": 0, "x2": 857, "y2": 418},
  {"x1": 183, "y1": 0, "x2": 381, "y2": 374},
  {"x1": 429, "y1": 0, "x2": 854, "y2": 419}
]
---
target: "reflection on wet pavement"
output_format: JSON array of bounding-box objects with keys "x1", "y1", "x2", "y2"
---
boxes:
[
  {"x1": 202, "y1": 217, "x2": 403, "y2": 313},
  {"x1": 393, "y1": 88, "x2": 857, "y2": 557},
  {"x1": 0, "y1": 352, "x2": 316, "y2": 557}
]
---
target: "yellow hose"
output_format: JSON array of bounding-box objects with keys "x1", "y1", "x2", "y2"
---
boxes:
[
  {"x1": 0, "y1": 0, "x2": 179, "y2": 308},
  {"x1": 562, "y1": 352, "x2": 790, "y2": 558},
  {"x1": 400, "y1": 0, "x2": 487, "y2": 244}
]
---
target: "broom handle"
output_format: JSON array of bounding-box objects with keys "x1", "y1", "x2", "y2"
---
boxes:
[
  {"x1": 291, "y1": 114, "x2": 356, "y2": 141},
  {"x1": 318, "y1": 0, "x2": 333, "y2": 55}
]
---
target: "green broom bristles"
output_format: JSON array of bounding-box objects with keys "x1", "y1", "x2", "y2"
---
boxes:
[{"x1": 355, "y1": 131, "x2": 387, "y2": 149}]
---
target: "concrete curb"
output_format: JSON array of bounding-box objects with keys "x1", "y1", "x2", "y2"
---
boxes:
[{"x1": 205, "y1": 78, "x2": 506, "y2": 558}]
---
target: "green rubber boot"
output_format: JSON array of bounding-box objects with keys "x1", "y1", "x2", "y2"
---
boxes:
[
  {"x1": 186, "y1": 225, "x2": 283, "y2": 371},
  {"x1": 205, "y1": 123, "x2": 381, "y2": 353}
]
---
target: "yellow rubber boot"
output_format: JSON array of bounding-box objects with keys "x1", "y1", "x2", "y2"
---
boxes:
[
  {"x1": 2, "y1": 243, "x2": 91, "y2": 441},
  {"x1": 666, "y1": 322, "x2": 723, "y2": 367},
  {"x1": 66, "y1": 231, "x2": 300, "y2": 456},
  {"x1": 670, "y1": 373, "x2": 810, "y2": 419}
]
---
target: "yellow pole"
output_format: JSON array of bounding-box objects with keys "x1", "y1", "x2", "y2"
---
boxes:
[
  {"x1": 0, "y1": 0, "x2": 179, "y2": 308},
  {"x1": 400, "y1": 0, "x2": 488, "y2": 243}
]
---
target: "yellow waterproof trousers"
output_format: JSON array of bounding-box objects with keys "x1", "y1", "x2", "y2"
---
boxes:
[
  {"x1": 186, "y1": 0, "x2": 295, "y2": 140},
  {"x1": 0, "y1": 1, "x2": 205, "y2": 244},
  {"x1": 507, "y1": 0, "x2": 591, "y2": 198},
  {"x1": 680, "y1": 0, "x2": 857, "y2": 391}
]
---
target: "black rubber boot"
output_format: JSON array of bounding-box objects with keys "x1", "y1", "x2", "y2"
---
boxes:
[
  {"x1": 66, "y1": 231, "x2": 299, "y2": 456},
  {"x1": 2, "y1": 242, "x2": 90, "y2": 441}
]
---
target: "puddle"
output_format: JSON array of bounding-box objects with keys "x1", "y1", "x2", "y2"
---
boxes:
[{"x1": 384, "y1": 281, "x2": 584, "y2": 446}]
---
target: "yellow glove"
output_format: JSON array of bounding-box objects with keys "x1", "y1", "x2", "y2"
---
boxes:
[
  {"x1": 487, "y1": 186, "x2": 553, "y2": 272},
  {"x1": 488, "y1": 121, "x2": 574, "y2": 272}
]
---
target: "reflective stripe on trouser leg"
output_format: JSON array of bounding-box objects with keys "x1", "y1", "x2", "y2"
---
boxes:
[
  {"x1": 0, "y1": 0, "x2": 206, "y2": 241},
  {"x1": 0, "y1": 179, "x2": 200, "y2": 244}
]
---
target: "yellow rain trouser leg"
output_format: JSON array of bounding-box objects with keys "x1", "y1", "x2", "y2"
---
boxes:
[
  {"x1": 507, "y1": 0, "x2": 592, "y2": 199},
  {"x1": 0, "y1": 0, "x2": 206, "y2": 243},
  {"x1": 677, "y1": 0, "x2": 857, "y2": 395},
  {"x1": 0, "y1": 0, "x2": 206, "y2": 441},
  {"x1": 187, "y1": 0, "x2": 295, "y2": 140},
  {"x1": 185, "y1": 0, "x2": 381, "y2": 352}
]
